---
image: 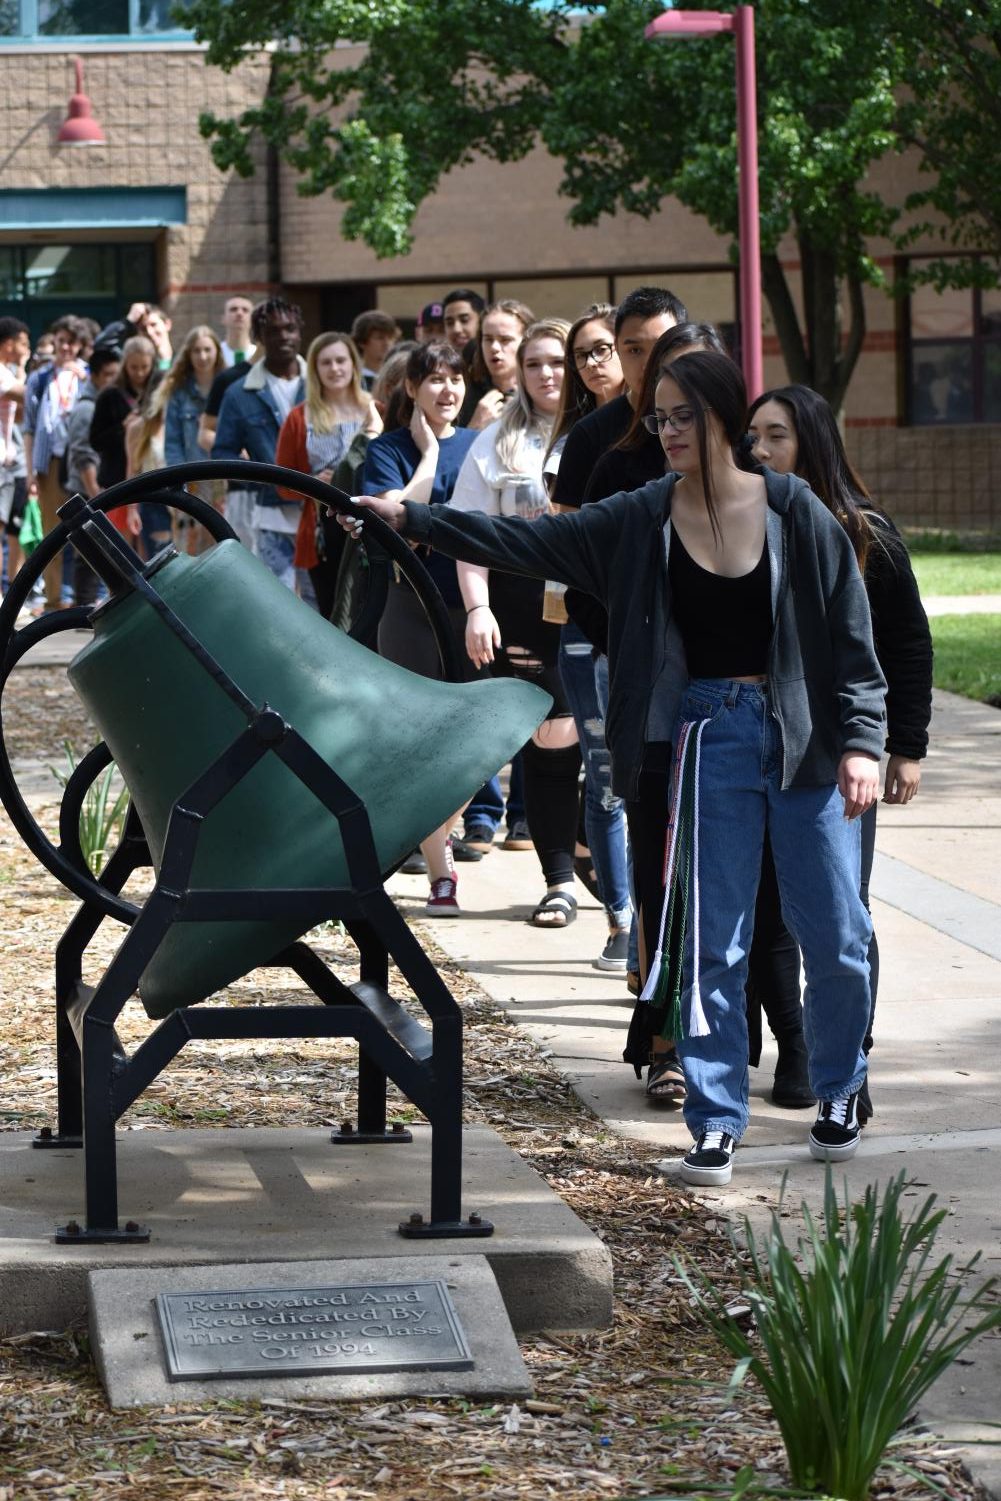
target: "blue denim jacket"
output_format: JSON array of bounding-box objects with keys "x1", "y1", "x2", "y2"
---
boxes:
[
  {"x1": 212, "y1": 357, "x2": 305, "y2": 511},
  {"x1": 164, "y1": 377, "x2": 208, "y2": 468}
]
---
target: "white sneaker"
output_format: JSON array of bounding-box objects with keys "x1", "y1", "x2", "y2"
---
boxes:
[
  {"x1": 680, "y1": 1130, "x2": 735, "y2": 1186},
  {"x1": 809, "y1": 1088, "x2": 863, "y2": 1161}
]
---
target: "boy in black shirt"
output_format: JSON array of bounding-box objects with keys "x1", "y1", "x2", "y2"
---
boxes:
[{"x1": 552, "y1": 286, "x2": 686, "y2": 510}]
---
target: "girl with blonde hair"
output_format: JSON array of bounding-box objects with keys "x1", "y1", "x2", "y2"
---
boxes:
[
  {"x1": 450, "y1": 318, "x2": 584, "y2": 928},
  {"x1": 162, "y1": 324, "x2": 226, "y2": 552},
  {"x1": 276, "y1": 331, "x2": 381, "y2": 611}
]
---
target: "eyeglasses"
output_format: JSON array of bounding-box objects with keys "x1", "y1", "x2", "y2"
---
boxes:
[
  {"x1": 573, "y1": 340, "x2": 615, "y2": 370},
  {"x1": 642, "y1": 407, "x2": 701, "y2": 436}
]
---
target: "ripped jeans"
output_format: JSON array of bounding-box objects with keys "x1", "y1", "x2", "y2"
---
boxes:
[{"x1": 559, "y1": 621, "x2": 632, "y2": 929}]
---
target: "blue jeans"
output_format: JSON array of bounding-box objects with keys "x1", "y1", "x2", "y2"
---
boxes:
[
  {"x1": 465, "y1": 753, "x2": 526, "y2": 836},
  {"x1": 559, "y1": 623, "x2": 632, "y2": 928},
  {"x1": 255, "y1": 527, "x2": 306, "y2": 594},
  {"x1": 674, "y1": 680, "x2": 871, "y2": 1142}
]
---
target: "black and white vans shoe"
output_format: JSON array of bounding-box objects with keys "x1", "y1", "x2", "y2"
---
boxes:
[
  {"x1": 680, "y1": 1130, "x2": 735, "y2": 1186},
  {"x1": 809, "y1": 1088, "x2": 864, "y2": 1162}
]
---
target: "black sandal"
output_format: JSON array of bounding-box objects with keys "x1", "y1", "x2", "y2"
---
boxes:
[
  {"x1": 530, "y1": 890, "x2": 578, "y2": 928},
  {"x1": 646, "y1": 1051, "x2": 687, "y2": 1105}
]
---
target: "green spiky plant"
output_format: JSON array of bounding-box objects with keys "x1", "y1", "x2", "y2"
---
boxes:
[
  {"x1": 676, "y1": 1171, "x2": 1001, "y2": 1500},
  {"x1": 50, "y1": 741, "x2": 130, "y2": 877}
]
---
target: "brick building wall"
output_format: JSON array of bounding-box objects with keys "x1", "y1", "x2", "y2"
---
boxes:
[
  {"x1": 847, "y1": 426, "x2": 1001, "y2": 532},
  {"x1": 0, "y1": 47, "x2": 272, "y2": 337}
]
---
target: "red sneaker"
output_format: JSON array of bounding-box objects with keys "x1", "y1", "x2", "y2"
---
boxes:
[{"x1": 426, "y1": 875, "x2": 460, "y2": 917}]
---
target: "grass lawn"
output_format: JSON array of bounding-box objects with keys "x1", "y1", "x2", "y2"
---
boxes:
[
  {"x1": 911, "y1": 550, "x2": 1001, "y2": 595},
  {"x1": 930, "y1": 613, "x2": 1001, "y2": 706}
]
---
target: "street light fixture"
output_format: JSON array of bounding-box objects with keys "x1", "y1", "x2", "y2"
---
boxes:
[
  {"x1": 57, "y1": 57, "x2": 107, "y2": 147},
  {"x1": 645, "y1": 6, "x2": 763, "y2": 399}
]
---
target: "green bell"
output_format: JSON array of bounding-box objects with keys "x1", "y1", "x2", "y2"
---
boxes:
[{"x1": 68, "y1": 541, "x2": 550, "y2": 1019}]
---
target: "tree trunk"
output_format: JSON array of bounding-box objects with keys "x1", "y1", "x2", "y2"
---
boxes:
[
  {"x1": 761, "y1": 253, "x2": 810, "y2": 386},
  {"x1": 761, "y1": 244, "x2": 867, "y2": 409}
]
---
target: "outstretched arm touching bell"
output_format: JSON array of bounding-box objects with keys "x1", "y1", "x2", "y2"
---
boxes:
[{"x1": 339, "y1": 495, "x2": 407, "y2": 534}]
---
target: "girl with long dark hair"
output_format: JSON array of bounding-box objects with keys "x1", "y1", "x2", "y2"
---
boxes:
[
  {"x1": 361, "y1": 340, "x2": 478, "y2": 916},
  {"x1": 748, "y1": 384, "x2": 932, "y2": 1122},
  {"x1": 546, "y1": 305, "x2": 632, "y2": 963},
  {"x1": 342, "y1": 350, "x2": 886, "y2": 1187}
]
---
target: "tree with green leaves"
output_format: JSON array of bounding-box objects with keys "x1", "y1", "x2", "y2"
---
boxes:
[
  {"x1": 184, "y1": 0, "x2": 929, "y2": 407},
  {"x1": 893, "y1": 0, "x2": 1001, "y2": 290}
]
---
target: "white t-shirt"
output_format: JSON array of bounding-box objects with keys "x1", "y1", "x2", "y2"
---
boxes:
[
  {"x1": 448, "y1": 421, "x2": 550, "y2": 520},
  {"x1": 264, "y1": 369, "x2": 301, "y2": 426},
  {"x1": 0, "y1": 365, "x2": 19, "y2": 469}
]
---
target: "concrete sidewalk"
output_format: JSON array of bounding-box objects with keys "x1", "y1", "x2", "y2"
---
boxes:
[
  {"x1": 8, "y1": 614, "x2": 1001, "y2": 1485},
  {"x1": 405, "y1": 686, "x2": 1001, "y2": 1496}
]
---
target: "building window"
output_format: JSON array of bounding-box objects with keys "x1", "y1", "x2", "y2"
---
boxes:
[
  {"x1": 0, "y1": 240, "x2": 156, "y2": 340},
  {"x1": 1, "y1": 0, "x2": 190, "y2": 38},
  {"x1": 907, "y1": 258, "x2": 1001, "y2": 425}
]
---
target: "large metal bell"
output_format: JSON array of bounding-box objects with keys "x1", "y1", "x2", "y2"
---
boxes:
[{"x1": 68, "y1": 540, "x2": 550, "y2": 1018}]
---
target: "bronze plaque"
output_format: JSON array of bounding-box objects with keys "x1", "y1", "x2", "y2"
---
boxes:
[{"x1": 155, "y1": 1279, "x2": 473, "y2": 1381}]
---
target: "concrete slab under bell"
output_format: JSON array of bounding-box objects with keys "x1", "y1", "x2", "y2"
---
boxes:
[{"x1": 0, "y1": 1126, "x2": 612, "y2": 1337}]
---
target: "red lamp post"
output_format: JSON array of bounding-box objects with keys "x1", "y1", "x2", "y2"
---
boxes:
[{"x1": 645, "y1": 6, "x2": 763, "y2": 399}]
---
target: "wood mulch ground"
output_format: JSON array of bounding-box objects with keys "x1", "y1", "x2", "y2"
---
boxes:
[{"x1": 0, "y1": 666, "x2": 988, "y2": 1500}]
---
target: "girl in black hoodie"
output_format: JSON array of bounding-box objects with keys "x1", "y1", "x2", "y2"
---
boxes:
[{"x1": 748, "y1": 384, "x2": 933, "y2": 1122}]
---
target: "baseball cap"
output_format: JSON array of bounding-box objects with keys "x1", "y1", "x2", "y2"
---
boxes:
[{"x1": 417, "y1": 302, "x2": 445, "y2": 327}]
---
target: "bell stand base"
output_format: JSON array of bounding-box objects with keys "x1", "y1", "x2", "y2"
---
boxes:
[
  {"x1": 55, "y1": 1220, "x2": 150, "y2": 1245},
  {"x1": 399, "y1": 1216, "x2": 495, "y2": 1240},
  {"x1": 33, "y1": 1129, "x2": 83, "y2": 1150},
  {"x1": 330, "y1": 1121, "x2": 413, "y2": 1145}
]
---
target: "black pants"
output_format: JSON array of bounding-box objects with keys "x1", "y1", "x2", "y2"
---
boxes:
[
  {"x1": 490, "y1": 575, "x2": 580, "y2": 888},
  {"x1": 623, "y1": 745, "x2": 675, "y2": 1070}
]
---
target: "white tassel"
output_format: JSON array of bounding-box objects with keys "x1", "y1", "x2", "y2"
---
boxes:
[
  {"x1": 687, "y1": 720, "x2": 711, "y2": 1038},
  {"x1": 639, "y1": 722, "x2": 691, "y2": 1006},
  {"x1": 639, "y1": 950, "x2": 662, "y2": 1003}
]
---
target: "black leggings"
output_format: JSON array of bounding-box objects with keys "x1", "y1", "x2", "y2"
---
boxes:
[
  {"x1": 490, "y1": 573, "x2": 580, "y2": 888},
  {"x1": 623, "y1": 745, "x2": 675, "y2": 1070},
  {"x1": 520, "y1": 738, "x2": 581, "y2": 887}
]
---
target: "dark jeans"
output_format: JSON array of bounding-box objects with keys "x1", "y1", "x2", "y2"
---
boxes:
[{"x1": 466, "y1": 754, "x2": 525, "y2": 835}]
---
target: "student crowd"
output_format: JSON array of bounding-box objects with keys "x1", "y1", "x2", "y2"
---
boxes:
[{"x1": 0, "y1": 280, "x2": 932, "y2": 1186}]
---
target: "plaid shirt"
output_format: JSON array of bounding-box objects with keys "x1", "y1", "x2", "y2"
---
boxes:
[{"x1": 23, "y1": 361, "x2": 85, "y2": 475}]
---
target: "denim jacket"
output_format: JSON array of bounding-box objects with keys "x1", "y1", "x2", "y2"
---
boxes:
[
  {"x1": 164, "y1": 376, "x2": 209, "y2": 468},
  {"x1": 403, "y1": 468, "x2": 887, "y2": 799},
  {"x1": 212, "y1": 357, "x2": 306, "y2": 511}
]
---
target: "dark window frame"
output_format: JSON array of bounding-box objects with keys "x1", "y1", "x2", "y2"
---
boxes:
[
  {"x1": 905, "y1": 254, "x2": 1001, "y2": 426},
  {"x1": 0, "y1": 239, "x2": 157, "y2": 341},
  {"x1": 1, "y1": 0, "x2": 192, "y2": 40}
]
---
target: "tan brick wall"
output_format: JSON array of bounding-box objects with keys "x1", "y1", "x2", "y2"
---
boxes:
[
  {"x1": 281, "y1": 140, "x2": 728, "y2": 289},
  {"x1": 847, "y1": 426, "x2": 1001, "y2": 531},
  {"x1": 0, "y1": 48, "x2": 272, "y2": 341}
]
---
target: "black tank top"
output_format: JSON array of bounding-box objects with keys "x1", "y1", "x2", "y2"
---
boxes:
[{"x1": 668, "y1": 527, "x2": 771, "y2": 678}]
